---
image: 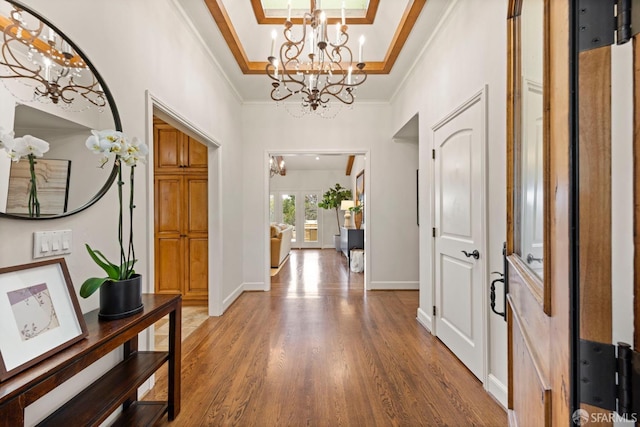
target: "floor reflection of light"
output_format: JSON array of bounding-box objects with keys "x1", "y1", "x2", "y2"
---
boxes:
[{"x1": 284, "y1": 250, "x2": 321, "y2": 296}]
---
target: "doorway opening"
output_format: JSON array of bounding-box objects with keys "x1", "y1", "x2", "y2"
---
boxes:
[
  {"x1": 265, "y1": 151, "x2": 368, "y2": 291},
  {"x1": 145, "y1": 92, "x2": 223, "y2": 316}
]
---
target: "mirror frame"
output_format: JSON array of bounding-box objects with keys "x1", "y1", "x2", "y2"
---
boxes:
[
  {"x1": 0, "y1": 0, "x2": 121, "y2": 220},
  {"x1": 506, "y1": 0, "x2": 551, "y2": 314}
]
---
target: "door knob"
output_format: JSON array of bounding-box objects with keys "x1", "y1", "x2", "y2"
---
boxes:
[
  {"x1": 461, "y1": 249, "x2": 480, "y2": 260},
  {"x1": 526, "y1": 253, "x2": 543, "y2": 264}
]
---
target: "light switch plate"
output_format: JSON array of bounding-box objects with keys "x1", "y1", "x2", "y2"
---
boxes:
[{"x1": 33, "y1": 230, "x2": 72, "y2": 259}]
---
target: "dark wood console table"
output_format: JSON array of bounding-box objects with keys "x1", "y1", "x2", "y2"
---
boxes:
[
  {"x1": 341, "y1": 227, "x2": 364, "y2": 263},
  {"x1": 0, "y1": 294, "x2": 181, "y2": 426}
]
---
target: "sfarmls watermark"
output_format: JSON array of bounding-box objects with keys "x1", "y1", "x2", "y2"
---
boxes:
[{"x1": 572, "y1": 409, "x2": 638, "y2": 425}]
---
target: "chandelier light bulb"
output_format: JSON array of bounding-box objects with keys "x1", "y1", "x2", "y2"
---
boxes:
[{"x1": 270, "y1": 30, "x2": 277, "y2": 58}]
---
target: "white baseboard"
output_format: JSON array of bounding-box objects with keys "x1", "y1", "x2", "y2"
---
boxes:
[
  {"x1": 416, "y1": 307, "x2": 433, "y2": 333},
  {"x1": 242, "y1": 282, "x2": 265, "y2": 291},
  {"x1": 222, "y1": 283, "x2": 245, "y2": 312},
  {"x1": 368, "y1": 281, "x2": 419, "y2": 290},
  {"x1": 486, "y1": 373, "x2": 508, "y2": 409}
]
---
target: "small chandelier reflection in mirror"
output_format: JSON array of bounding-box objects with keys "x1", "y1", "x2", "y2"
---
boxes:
[
  {"x1": 266, "y1": 0, "x2": 367, "y2": 115},
  {"x1": 270, "y1": 156, "x2": 286, "y2": 177},
  {"x1": 0, "y1": 6, "x2": 106, "y2": 110}
]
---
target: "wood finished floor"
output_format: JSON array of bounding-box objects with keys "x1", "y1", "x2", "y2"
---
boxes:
[{"x1": 146, "y1": 249, "x2": 506, "y2": 426}]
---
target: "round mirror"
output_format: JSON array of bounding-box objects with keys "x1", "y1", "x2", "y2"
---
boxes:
[{"x1": 0, "y1": 0, "x2": 121, "y2": 220}]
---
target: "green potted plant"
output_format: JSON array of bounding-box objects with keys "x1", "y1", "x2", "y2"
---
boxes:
[
  {"x1": 318, "y1": 183, "x2": 352, "y2": 251},
  {"x1": 349, "y1": 203, "x2": 364, "y2": 230},
  {"x1": 79, "y1": 129, "x2": 149, "y2": 320}
]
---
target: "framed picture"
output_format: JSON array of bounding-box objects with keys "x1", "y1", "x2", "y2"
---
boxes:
[
  {"x1": 356, "y1": 169, "x2": 365, "y2": 224},
  {"x1": 0, "y1": 258, "x2": 87, "y2": 382},
  {"x1": 6, "y1": 158, "x2": 72, "y2": 216}
]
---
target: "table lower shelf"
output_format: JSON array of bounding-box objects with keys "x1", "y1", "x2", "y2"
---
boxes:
[
  {"x1": 37, "y1": 351, "x2": 169, "y2": 427},
  {"x1": 111, "y1": 401, "x2": 168, "y2": 427}
]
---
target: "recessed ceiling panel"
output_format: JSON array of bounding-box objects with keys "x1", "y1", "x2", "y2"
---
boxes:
[{"x1": 261, "y1": 0, "x2": 369, "y2": 18}]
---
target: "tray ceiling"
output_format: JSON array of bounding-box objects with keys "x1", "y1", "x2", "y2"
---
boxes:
[{"x1": 173, "y1": 0, "x2": 453, "y2": 102}]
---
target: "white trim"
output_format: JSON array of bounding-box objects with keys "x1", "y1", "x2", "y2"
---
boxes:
[
  {"x1": 222, "y1": 283, "x2": 245, "y2": 312},
  {"x1": 368, "y1": 281, "x2": 419, "y2": 290},
  {"x1": 486, "y1": 374, "x2": 508, "y2": 409},
  {"x1": 242, "y1": 282, "x2": 266, "y2": 292},
  {"x1": 144, "y1": 90, "x2": 224, "y2": 317},
  {"x1": 430, "y1": 85, "x2": 489, "y2": 385},
  {"x1": 416, "y1": 307, "x2": 433, "y2": 333},
  {"x1": 168, "y1": 0, "x2": 243, "y2": 103}
]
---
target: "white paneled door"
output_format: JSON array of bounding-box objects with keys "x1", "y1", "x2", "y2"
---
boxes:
[{"x1": 433, "y1": 90, "x2": 486, "y2": 380}]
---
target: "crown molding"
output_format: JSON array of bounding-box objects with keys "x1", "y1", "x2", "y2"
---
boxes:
[{"x1": 204, "y1": 0, "x2": 427, "y2": 75}]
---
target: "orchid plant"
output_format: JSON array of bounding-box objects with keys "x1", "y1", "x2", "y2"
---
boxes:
[
  {"x1": 0, "y1": 127, "x2": 50, "y2": 217},
  {"x1": 80, "y1": 130, "x2": 148, "y2": 298}
]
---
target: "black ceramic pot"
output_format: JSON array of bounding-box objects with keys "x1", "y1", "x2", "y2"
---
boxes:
[{"x1": 98, "y1": 274, "x2": 144, "y2": 320}]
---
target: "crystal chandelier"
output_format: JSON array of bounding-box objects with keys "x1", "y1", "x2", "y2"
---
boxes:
[
  {"x1": 265, "y1": 0, "x2": 367, "y2": 114},
  {"x1": 0, "y1": 5, "x2": 106, "y2": 109}
]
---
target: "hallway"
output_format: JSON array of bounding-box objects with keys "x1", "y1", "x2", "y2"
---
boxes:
[{"x1": 148, "y1": 249, "x2": 506, "y2": 426}]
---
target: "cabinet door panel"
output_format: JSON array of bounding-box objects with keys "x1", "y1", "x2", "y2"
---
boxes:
[
  {"x1": 185, "y1": 237, "x2": 208, "y2": 298},
  {"x1": 155, "y1": 176, "x2": 182, "y2": 234},
  {"x1": 154, "y1": 125, "x2": 183, "y2": 171},
  {"x1": 185, "y1": 177, "x2": 208, "y2": 234},
  {"x1": 156, "y1": 237, "x2": 183, "y2": 294},
  {"x1": 186, "y1": 137, "x2": 208, "y2": 169}
]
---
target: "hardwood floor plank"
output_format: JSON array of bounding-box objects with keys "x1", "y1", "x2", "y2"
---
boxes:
[{"x1": 147, "y1": 249, "x2": 506, "y2": 426}]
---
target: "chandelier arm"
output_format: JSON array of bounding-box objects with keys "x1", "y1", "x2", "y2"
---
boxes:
[
  {"x1": 270, "y1": 88, "x2": 295, "y2": 102},
  {"x1": 318, "y1": 87, "x2": 355, "y2": 105},
  {"x1": 1, "y1": 36, "x2": 43, "y2": 80},
  {"x1": 59, "y1": 83, "x2": 107, "y2": 107}
]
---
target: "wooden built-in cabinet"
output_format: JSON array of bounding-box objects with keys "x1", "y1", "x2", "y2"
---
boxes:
[
  {"x1": 0, "y1": 294, "x2": 181, "y2": 427},
  {"x1": 154, "y1": 118, "x2": 208, "y2": 305}
]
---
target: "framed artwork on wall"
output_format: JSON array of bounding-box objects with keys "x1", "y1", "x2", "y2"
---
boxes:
[
  {"x1": 356, "y1": 169, "x2": 364, "y2": 224},
  {"x1": 0, "y1": 258, "x2": 87, "y2": 382}
]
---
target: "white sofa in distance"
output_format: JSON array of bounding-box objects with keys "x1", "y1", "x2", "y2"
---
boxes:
[{"x1": 270, "y1": 223, "x2": 293, "y2": 268}]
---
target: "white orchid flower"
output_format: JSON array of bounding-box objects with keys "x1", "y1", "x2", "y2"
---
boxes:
[
  {"x1": 86, "y1": 129, "x2": 147, "y2": 166},
  {"x1": 0, "y1": 127, "x2": 14, "y2": 152},
  {"x1": 12, "y1": 135, "x2": 50, "y2": 158},
  {"x1": 125, "y1": 137, "x2": 149, "y2": 164}
]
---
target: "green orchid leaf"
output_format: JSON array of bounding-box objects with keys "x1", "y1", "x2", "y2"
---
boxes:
[
  {"x1": 85, "y1": 244, "x2": 120, "y2": 279},
  {"x1": 79, "y1": 276, "x2": 108, "y2": 298}
]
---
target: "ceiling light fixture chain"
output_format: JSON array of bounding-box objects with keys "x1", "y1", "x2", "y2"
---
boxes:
[{"x1": 266, "y1": 0, "x2": 367, "y2": 115}]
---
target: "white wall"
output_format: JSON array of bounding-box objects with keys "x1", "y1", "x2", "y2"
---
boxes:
[
  {"x1": 1, "y1": 0, "x2": 243, "y2": 424},
  {"x1": 390, "y1": 0, "x2": 508, "y2": 406},
  {"x1": 611, "y1": 42, "x2": 634, "y2": 346},
  {"x1": 242, "y1": 103, "x2": 420, "y2": 291},
  {"x1": 270, "y1": 169, "x2": 351, "y2": 247}
]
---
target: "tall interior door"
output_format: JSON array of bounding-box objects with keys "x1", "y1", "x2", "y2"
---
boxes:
[
  {"x1": 272, "y1": 191, "x2": 322, "y2": 249},
  {"x1": 433, "y1": 90, "x2": 486, "y2": 381},
  {"x1": 154, "y1": 118, "x2": 209, "y2": 305}
]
